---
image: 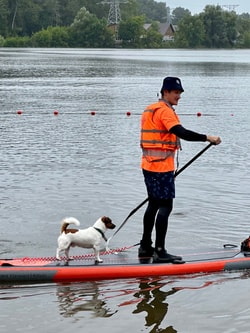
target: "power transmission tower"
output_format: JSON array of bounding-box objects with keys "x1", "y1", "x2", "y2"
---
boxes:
[
  {"x1": 166, "y1": 7, "x2": 175, "y2": 24},
  {"x1": 101, "y1": 0, "x2": 127, "y2": 25},
  {"x1": 222, "y1": 4, "x2": 239, "y2": 11},
  {"x1": 101, "y1": 0, "x2": 128, "y2": 41}
]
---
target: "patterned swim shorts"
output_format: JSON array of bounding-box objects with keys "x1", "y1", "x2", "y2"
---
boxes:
[{"x1": 143, "y1": 169, "x2": 175, "y2": 199}]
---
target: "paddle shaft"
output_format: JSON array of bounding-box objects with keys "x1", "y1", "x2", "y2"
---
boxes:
[{"x1": 109, "y1": 142, "x2": 214, "y2": 242}]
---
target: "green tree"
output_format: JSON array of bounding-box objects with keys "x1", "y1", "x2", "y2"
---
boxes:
[
  {"x1": 38, "y1": 0, "x2": 61, "y2": 27},
  {"x1": 118, "y1": 15, "x2": 145, "y2": 47},
  {"x1": 171, "y1": 7, "x2": 191, "y2": 25},
  {"x1": 200, "y1": 5, "x2": 238, "y2": 48},
  {"x1": 3, "y1": 35, "x2": 31, "y2": 47},
  {"x1": 69, "y1": 7, "x2": 114, "y2": 47},
  {"x1": 242, "y1": 31, "x2": 250, "y2": 47},
  {"x1": 116, "y1": 0, "x2": 137, "y2": 21},
  {"x1": 142, "y1": 21, "x2": 163, "y2": 48},
  {"x1": 223, "y1": 10, "x2": 238, "y2": 46},
  {"x1": 0, "y1": 35, "x2": 4, "y2": 46},
  {"x1": 0, "y1": 0, "x2": 9, "y2": 37},
  {"x1": 81, "y1": 0, "x2": 110, "y2": 20},
  {"x1": 57, "y1": 0, "x2": 89, "y2": 25},
  {"x1": 8, "y1": 0, "x2": 42, "y2": 36},
  {"x1": 136, "y1": 0, "x2": 168, "y2": 23},
  {"x1": 236, "y1": 13, "x2": 250, "y2": 47},
  {"x1": 175, "y1": 14, "x2": 205, "y2": 48},
  {"x1": 0, "y1": 0, "x2": 249, "y2": 48},
  {"x1": 31, "y1": 26, "x2": 70, "y2": 47},
  {"x1": 31, "y1": 28, "x2": 52, "y2": 47}
]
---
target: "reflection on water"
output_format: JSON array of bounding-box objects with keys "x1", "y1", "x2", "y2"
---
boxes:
[
  {"x1": 1, "y1": 271, "x2": 250, "y2": 332},
  {"x1": 53, "y1": 271, "x2": 250, "y2": 331},
  {"x1": 54, "y1": 278, "x2": 179, "y2": 331},
  {"x1": 56, "y1": 282, "x2": 116, "y2": 319},
  {"x1": 133, "y1": 279, "x2": 178, "y2": 333},
  {"x1": 0, "y1": 48, "x2": 250, "y2": 333}
]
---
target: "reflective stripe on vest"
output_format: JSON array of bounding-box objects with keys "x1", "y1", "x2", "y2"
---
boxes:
[
  {"x1": 141, "y1": 139, "x2": 179, "y2": 146},
  {"x1": 140, "y1": 107, "x2": 180, "y2": 150},
  {"x1": 142, "y1": 148, "x2": 175, "y2": 162}
]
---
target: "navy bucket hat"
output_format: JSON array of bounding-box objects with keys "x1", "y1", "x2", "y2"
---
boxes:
[{"x1": 161, "y1": 77, "x2": 184, "y2": 93}]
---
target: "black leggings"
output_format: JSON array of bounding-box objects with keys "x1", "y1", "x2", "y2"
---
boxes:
[{"x1": 141, "y1": 197, "x2": 173, "y2": 250}]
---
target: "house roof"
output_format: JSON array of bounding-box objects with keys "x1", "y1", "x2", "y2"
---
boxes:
[
  {"x1": 143, "y1": 22, "x2": 176, "y2": 36},
  {"x1": 158, "y1": 23, "x2": 175, "y2": 35}
]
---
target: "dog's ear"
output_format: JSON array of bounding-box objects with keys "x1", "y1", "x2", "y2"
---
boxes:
[{"x1": 101, "y1": 216, "x2": 112, "y2": 224}]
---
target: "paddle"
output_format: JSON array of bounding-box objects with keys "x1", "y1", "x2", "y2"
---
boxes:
[{"x1": 107, "y1": 142, "x2": 214, "y2": 246}]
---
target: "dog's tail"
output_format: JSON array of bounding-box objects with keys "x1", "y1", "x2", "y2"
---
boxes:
[{"x1": 60, "y1": 217, "x2": 80, "y2": 234}]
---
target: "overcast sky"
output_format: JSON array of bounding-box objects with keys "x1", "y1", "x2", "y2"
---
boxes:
[{"x1": 157, "y1": 1, "x2": 250, "y2": 14}]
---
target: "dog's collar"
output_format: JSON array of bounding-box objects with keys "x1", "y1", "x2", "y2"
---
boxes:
[{"x1": 94, "y1": 227, "x2": 107, "y2": 242}]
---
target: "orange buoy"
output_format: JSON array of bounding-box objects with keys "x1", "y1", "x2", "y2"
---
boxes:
[
  {"x1": 17, "y1": 110, "x2": 23, "y2": 115},
  {"x1": 126, "y1": 111, "x2": 131, "y2": 116},
  {"x1": 197, "y1": 112, "x2": 202, "y2": 117},
  {"x1": 53, "y1": 110, "x2": 59, "y2": 116},
  {"x1": 90, "y1": 111, "x2": 96, "y2": 115}
]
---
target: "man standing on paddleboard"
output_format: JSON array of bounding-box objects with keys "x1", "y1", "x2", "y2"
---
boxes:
[{"x1": 139, "y1": 76, "x2": 221, "y2": 263}]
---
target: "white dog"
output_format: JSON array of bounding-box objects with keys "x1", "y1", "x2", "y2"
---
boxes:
[{"x1": 56, "y1": 216, "x2": 116, "y2": 263}]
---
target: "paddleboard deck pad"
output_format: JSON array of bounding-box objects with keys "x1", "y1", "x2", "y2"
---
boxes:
[{"x1": 1, "y1": 246, "x2": 250, "y2": 284}]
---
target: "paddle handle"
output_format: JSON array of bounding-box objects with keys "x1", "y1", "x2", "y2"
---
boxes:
[
  {"x1": 174, "y1": 142, "x2": 213, "y2": 177},
  {"x1": 108, "y1": 143, "x2": 214, "y2": 244},
  {"x1": 109, "y1": 198, "x2": 149, "y2": 241}
]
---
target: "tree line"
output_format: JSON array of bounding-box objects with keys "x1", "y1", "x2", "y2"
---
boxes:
[{"x1": 0, "y1": 0, "x2": 249, "y2": 48}]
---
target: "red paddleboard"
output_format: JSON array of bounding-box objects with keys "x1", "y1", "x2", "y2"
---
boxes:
[{"x1": 1, "y1": 245, "x2": 250, "y2": 284}]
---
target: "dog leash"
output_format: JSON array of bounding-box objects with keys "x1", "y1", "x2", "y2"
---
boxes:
[
  {"x1": 107, "y1": 143, "x2": 215, "y2": 246},
  {"x1": 18, "y1": 244, "x2": 139, "y2": 263}
]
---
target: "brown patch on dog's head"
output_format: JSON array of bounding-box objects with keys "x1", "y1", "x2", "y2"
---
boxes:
[{"x1": 101, "y1": 216, "x2": 116, "y2": 229}]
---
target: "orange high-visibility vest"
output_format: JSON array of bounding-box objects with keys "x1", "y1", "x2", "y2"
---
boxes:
[{"x1": 141, "y1": 100, "x2": 181, "y2": 172}]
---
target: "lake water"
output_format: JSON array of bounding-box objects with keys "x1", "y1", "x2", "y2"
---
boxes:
[{"x1": 0, "y1": 48, "x2": 250, "y2": 332}]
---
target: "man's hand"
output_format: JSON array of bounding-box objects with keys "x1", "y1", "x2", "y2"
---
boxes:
[{"x1": 206, "y1": 135, "x2": 221, "y2": 145}]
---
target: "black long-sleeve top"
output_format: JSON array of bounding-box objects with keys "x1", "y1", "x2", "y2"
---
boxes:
[{"x1": 170, "y1": 125, "x2": 207, "y2": 142}]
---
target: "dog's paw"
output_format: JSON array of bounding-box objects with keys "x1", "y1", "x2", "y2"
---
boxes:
[{"x1": 95, "y1": 258, "x2": 103, "y2": 263}]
